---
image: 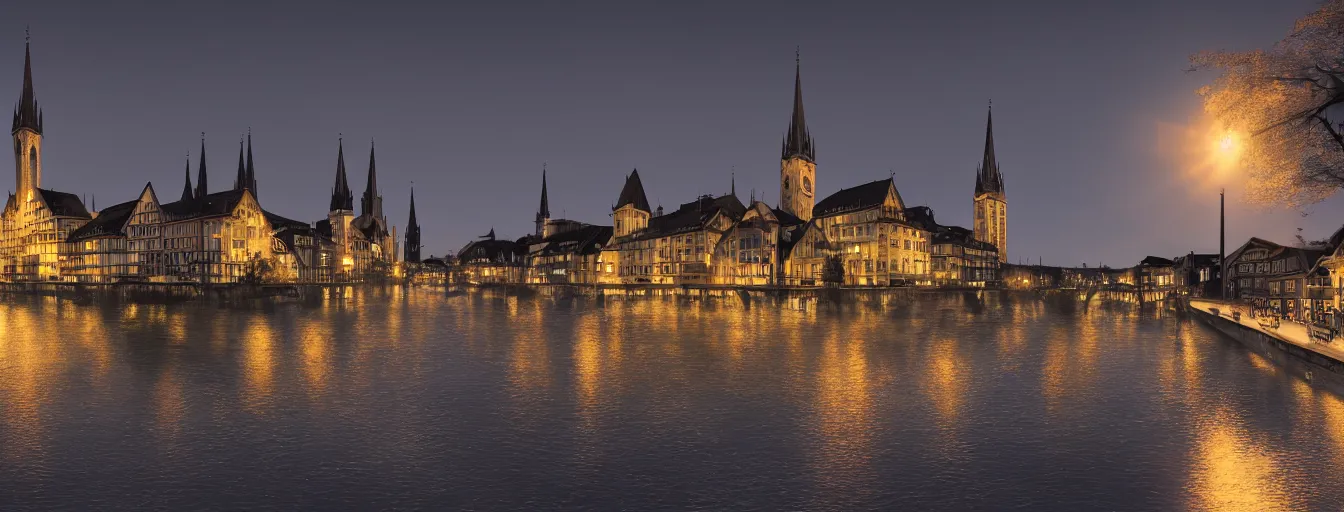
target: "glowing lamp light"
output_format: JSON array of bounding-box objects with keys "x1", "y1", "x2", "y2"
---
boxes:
[{"x1": 341, "y1": 256, "x2": 353, "y2": 267}]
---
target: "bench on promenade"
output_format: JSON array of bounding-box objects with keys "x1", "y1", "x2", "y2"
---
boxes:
[{"x1": 1310, "y1": 323, "x2": 1335, "y2": 343}]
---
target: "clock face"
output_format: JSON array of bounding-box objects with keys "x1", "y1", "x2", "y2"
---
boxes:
[{"x1": 803, "y1": 176, "x2": 813, "y2": 196}]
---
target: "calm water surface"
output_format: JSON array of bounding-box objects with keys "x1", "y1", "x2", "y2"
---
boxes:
[{"x1": 2, "y1": 288, "x2": 1344, "y2": 511}]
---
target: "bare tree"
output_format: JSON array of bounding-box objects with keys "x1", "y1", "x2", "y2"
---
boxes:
[{"x1": 1192, "y1": 0, "x2": 1344, "y2": 206}]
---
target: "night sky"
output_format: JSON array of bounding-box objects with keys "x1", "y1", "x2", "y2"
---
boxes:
[{"x1": 4, "y1": 0, "x2": 1343, "y2": 265}]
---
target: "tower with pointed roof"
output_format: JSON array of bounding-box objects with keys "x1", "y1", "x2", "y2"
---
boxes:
[
  {"x1": 245, "y1": 131, "x2": 258, "y2": 199},
  {"x1": 779, "y1": 50, "x2": 816, "y2": 222},
  {"x1": 612, "y1": 168, "x2": 650, "y2": 238},
  {"x1": 361, "y1": 140, "x2": 383, "y2": 220},
  {"x1": 327, "y1": 137, "x2": 356, "y2": 267},
  {"x1": 973, "y1": 105, "x2": 1007, "y2": 263},
  {"x1": 535, "y1": 166, "x2": 550, "y2": 238},
  {"x1": 405, "y1": 186, "x2": 421, "y2": 263},
  {"x1": 13, "y1": 31, "x2": 42, "y2": 196},
  {"x1": 181, "y1": 155, "x2": 194, "y2": 203},
  {"x1": 234, "y1": 136, "x2": 247, "y2": 192},
  {"x1": 194, "y1": 134, "x2": 208, "y2": 199}
]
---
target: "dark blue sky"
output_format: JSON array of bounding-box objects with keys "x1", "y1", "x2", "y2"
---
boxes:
[{"x1": 4, "y1": 0, "x2": 1342, "y2": 264}]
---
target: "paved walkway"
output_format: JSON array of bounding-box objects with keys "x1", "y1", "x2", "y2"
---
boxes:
[{"x1": 1190, "y1": 299, "x2": 1344, "y2": 362}]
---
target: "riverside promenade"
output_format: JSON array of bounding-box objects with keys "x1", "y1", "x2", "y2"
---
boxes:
[{"x1": 1190, "y1": 299, "x2": 1344, "y2": 376}]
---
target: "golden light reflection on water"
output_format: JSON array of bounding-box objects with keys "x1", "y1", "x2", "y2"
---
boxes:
[
  {"x1": 0, "y1": 302, "x2": 48, "y2": 464},
  {"x1": 811, "y1": 322, "x2": 876, "y2": 497},
  {"x1": 296, "y1": 314, "x2": 333, "y2": 394},
  {"x1": 1188, "y1": 408, "x2": 1299, "y2": 512},
  {"x1": 240, "y1": 314, "x2": 276, "y2": 413},
  {"x1": 153, "y1": 365, "x2": 186, "y2": 444}
]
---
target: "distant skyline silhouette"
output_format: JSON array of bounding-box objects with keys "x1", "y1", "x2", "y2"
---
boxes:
[{"x1": 3, "y1": 0, "x2": 1342, "y2": 263}]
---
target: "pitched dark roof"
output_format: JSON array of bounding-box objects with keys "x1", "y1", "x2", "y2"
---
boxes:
[
  {"x1": 532, "y1": 224, "x2": 613, "y2": 257},
  {"x1": 38, "y1": 189, "x2": 90, "y2": 218},
  {"x1": 1139, "y1": 256, "x2": 1175, "y2": 267},
  {"x1": 903, "y1": 206, "x2": 938, "y2": 231},
  {"x1": 245, "y1": 132, "x2": 258, "y2": 199},
  {"x1": 195, "y1": 136, "x2": 208, "y2": 199},
  {"x1": 537, "y1": 168, "x2": 549, "y2": 219},
  {"x1": 625, "y1": 194, "x2": 745, "y2": 241},
  {"x1": 353, "y1": 213, "x2": 389, "y2": 241},
  {"x1": 234, "y1": 137, "x2": 247, "y2": 192},
  {"x1": 932, "y1": 225, "x2": 997, "y2": 252},
  {"x1": 264, "y1": 209, "x2": 308, "y2": 231},
  {"x1": 161, "y1": 188, "x2": 246, "y2": 220},
  {"x1": 812, "y1": 178, "x2": 898, "y2": 218},
  {"x1": 67, "y1": 199, "x2": 136, "y2": 241},
  {"x1": 180, "y1": 157, "x2": 194, "y2": 203},
  {"x1": 975, "y1": 107, "x2": 1005, "y2": 196},
  {"x1": 771, "y1": 207, "x2": 804, "y2": 227},
  {"x1": 613, "y1": 169, "x2": 650, "y2": 212},
  {"x1": 781, "y1": 56, "x2": 815, "y2": 162},
  {"x1": 458, "y1": 238, "x2": 526, "y2": 264},
  {"x1": 360, "y1": 140, "x2": 382, "y2": 219},
  {"x1": 12, "y1": 38, "x2": 41, "y2": 134},
  {"x1": 777, "y1": 221, "x2": 812, "y2": 261}
]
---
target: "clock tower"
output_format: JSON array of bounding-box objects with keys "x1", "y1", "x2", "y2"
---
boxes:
[{"x1": 779, "y1": 51, "x2": 815, "y2": 222}]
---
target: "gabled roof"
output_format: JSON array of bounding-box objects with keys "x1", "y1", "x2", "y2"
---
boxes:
[
  {"x1": 1139, "y1": 256, "x2": 1174, "y2": 267},
  {"x1": 625, "y1": 194, "x2": 745, "y2": 242},
  {"x1": 613, "y1": 169, "x2": 650, "y2": 212},
  {"x1": 160, "y1": 188, "x2": 247, "y2": 220},
  {"x1": 264, "y1": 209, "x2": 308, "y2": 231},
  {"x1": 532, "y1": 224, "x2": 613, "y2": 258},
  {"x1": 812, "y1": 178, "x2": 901, "y2": 218},
  {"x1": 777, "y1": 221, "x2": 814, "y2": 261},
  {"x1": 771, "y1": 207, "x2": 804, "y2": 227},
  {"x1": 67, "y1": 199, "x2": 137, "y2": 241},
  {"x1": 458, "y1": 238, "x2": 526, "y2": 264},
  {"x1": 38, "y1": 189, "x2": 90, "y2": 218}
]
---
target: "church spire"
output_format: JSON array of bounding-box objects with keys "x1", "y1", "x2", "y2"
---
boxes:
[
  {"x1": 535, "y1": 164, "x2": 550, "y2": 237},
  {"x1": 781, "y1": 48, "x2": 814, "y2": 162},
  {"x1": 405, "y1": 185, "x2": 421, "y2": 263},
  {"x1": 194, "y1": 133, "x2": 208, "y2": 199},
  {"x1": 329, "y1": 136, "x2": 353, "y2": 212},
  {"x1": 360, "y1": 139, "x2": 382, "y2": 219},
  {"x1": 180, "y1": 153, "x2": 194, "y2": 203},
  {"x1": 234, "y1": 136, "x2": 246, "y2": 191},
  {"x1": 975, "y1": 104, "x2": 1004, "y2": 196},
  {"x1": 245, "y1": 130, "x2": 257, "y2": 199},
  {"x1": 12, "y1": 27, "x2": 41, "y2": 135}
]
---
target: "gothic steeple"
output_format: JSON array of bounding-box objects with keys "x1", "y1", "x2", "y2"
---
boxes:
[
  {"x1": 974, "y1": 105, "x2": 1004, "y2": 196},
  {"x1": 535, "y1": 165, "x2": 550, "y2": 237},
  {"x1": 234, "y1": 136, "x2": 246, "y2": 191},
  {"x1": 245, "y1": 130, "x2": 257, "y2": 199},
  {"x1": 360, "y1": 139, "x2": 382, "y2": 219},
  {"x1": 194, "y1": 134, "x2": 208, "y2": 199},
  {"x1": 329, "y1": 136, "x2": 353, "y2": 212},
  {"x1": 181, "y1": 154, "x2": 194, "y2": 203},
  {"x1": 781, "y1": 49, "x2": 814, "y2": 162},
  {"x1": 405, "y1": 186, "x2": 421, "y2": 263},
  {"x1": 12, "y1": 29, "x2": 41, "y2": 135}
]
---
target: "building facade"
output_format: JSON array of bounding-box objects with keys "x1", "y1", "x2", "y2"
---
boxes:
[
  {"x1": 779, "y1": 56, "x2": 816, "y2": 224},
  {"x1": 805, "y1": 178, "x2": 929, "y2": 286}
]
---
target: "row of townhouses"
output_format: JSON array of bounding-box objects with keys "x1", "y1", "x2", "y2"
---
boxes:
[
  {"x1": 0, "y1": 39, "x2": 414, "y2": 284},
  {"x1": 454, "y1": 58, "x2": 1007, "y2": 288}
]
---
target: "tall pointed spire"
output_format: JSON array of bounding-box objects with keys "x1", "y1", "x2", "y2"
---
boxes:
[
  {"x1": 181, "y1": 153, "x2": 194, "y2": 203},
  {"x1": 731, "y1": 171, "x2": 736, "y2": 198},
  {"x1": 234, "y1": 136, "x2": 246, "y2": 191},
  {"x1": 781, "y1": 47, "x2": 814, "y2": 162},
  {"x1": 975, "y1": 103, "x2": 1004, "y2": 196},
  {"x1": 361, "y1": 139, "x2": 382, "y2": 219},
  {"x1": 535, "y1": 164, "x2": 550, "y2": 237},
  {"x1": 194, "y1": 133, "x2": 208, "y2": 199},
  {"x1": 329, "y1": 135, "x2": 353, "y2": 212},
  {"x1": 405, "y1": 185, "x2": 421, "y2": 263},
  {"x1": 12, "y1": 27, "x2": 41, "y2": 135},
  {"x1": 245, "y1": 129, "x2": 257, "y2": 199}
]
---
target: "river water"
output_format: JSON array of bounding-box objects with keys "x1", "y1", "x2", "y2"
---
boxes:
[{"x1": 2, "y1": 288, "x2": 1343, "y2": 511}]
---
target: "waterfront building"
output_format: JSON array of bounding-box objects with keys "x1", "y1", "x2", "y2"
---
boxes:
[
  {"x1": 1225, "y1": 237, "x2": 1325, "y2": 317},
  {"x1": 973, "y1": 107, "x2": 1008, "y2": 263},
  {"x1": 457, "y1": 229, "x2": 526, "y2": 284},
  {"x1": 609, "y1": 185, "x2": 745, "y2": 285},
  {"x1": 0, "y1": 38, "x2": 92, "y2": 280},
  {"x1": 778, "y1": 55, "x2": 816, "y2": 223},
  {"x1": 904, "y1": 206, "x2": 999, "y2": 286},
  {"x1": 274, "y1": 224, "x2": 337, "y2": 282},
  {"x1": 777, "y1": 220, "x2": 828, "y2": 286},
  {"x1": 709, "y1": 200, "x2": 799, "y2": 286},
  {"x1": 64, "y1": 199, "x2": 138, "y2": 282},
  {"x1": 1172, "y1": 252, "x2": 1221, "y2": 297},
  {"x1": 316, "y1": 139, "x2": 395, "y2": 280},
  {"x1": 807, "y1": 178, "x2": 929, "y2": 286},
  {"x1": 527, "y1": 223, "x2": 613, "y2": 284}
]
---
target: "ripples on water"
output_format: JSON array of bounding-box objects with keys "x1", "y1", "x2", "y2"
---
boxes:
[{"x1": 1, "y1": 288, "x2": 1343, "y2": 511}]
